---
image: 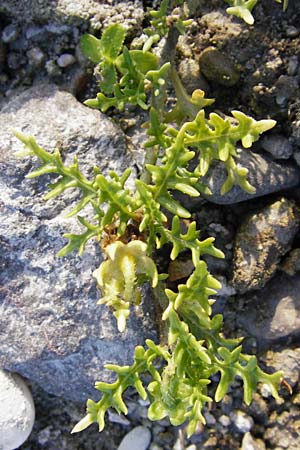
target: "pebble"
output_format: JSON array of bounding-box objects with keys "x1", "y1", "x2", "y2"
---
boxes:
[
  {"x1": 230, "y1": 410, "x2": 254, "y2": 433},
  {"x1": 241, "y1": 432, "x2": 266, "y2": 450},
  {"x1": 26, "y1": 47, "x2": 45, "y2": 67},
  {"x1": 45, "y1": 59, "x2": 62, "y2": 77},
  {"x1": 1, "y1": 24, "x2": 19, "y2": 43},
  {"x1": 260, "y1": 134, "x2": 293, "y2": 159},
  {"x1": 285, "y1": 26, "x2": 300, "y2": 38},
  {"x1": 117, "y1": 426, "x2": 151, "y2": 450},
  {"x1": 199, "y1": 47, "x2": 240, "y2": 87},
  {"x1": 0, "y1": 369, "x2": 35, "y2": 450},
  {"x1": 287, "y1": 56, "x2": 299, "y2": 76},
  {"x1": 57, "y1": 53, "x2": 76, "y2": 68},
  {"x1": 219, "y1": 414, "x2": 231, "y2": 427}
]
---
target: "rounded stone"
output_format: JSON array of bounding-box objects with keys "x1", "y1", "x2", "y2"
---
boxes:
[
  {"x1": 117, "y1": 426, "x2": 151, "y2": 450},
  {"x1": 0, "y1": 370, "x2": 35, "y2": 450},
  {"x1": 199, "y1": 47, "x2": 240, "y2": 87},
  {"x1": 57, "y1": 53, "x2": 76, "y2": 68}
]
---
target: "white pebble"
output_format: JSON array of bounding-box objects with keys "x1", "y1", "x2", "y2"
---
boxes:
[
  {"x1": 0, "y1": 369, "x2": 35, "y2": 450},
  {"x1": 117, "y1": 426, "x2": 151, "y2": 450},
  {"x1": 57, "y1": 53, "x2": 76, "y2": 68},
  {"x1": 230, "y1": 410, "x2": 254, "y2": 433}
]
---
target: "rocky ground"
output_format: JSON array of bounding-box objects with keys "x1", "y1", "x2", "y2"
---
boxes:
[{"x1": 1, "y1": 0, "x2": 300, "y2": 449}]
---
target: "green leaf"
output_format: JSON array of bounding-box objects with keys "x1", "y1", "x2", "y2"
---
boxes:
[
  {"x1": 80, "y1": 34, "x2": 103, "y2": 63},
  {"x1": 100, "y1": 24, "x2": 126, "y2": 62},
  {"x1": 116, "y1": 50, "x2": 158, "y2": 75}
]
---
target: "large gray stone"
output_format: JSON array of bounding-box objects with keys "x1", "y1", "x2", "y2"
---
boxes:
[
  {"x1": 202, "y1": 150, "x2": 300, "y2": 204},
  {"x1": 231, "y1": 197, "x2": 300, "y2": 293},
  {"x1": 237, "y1": 273, "x2": 300, "y2": 346},
  {"x1": 0, "y1": 83, "x2": 158, "y2": 403}
]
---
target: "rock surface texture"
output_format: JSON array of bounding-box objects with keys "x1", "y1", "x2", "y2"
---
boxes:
[
  {"x1": 0, "y1": 84, "x2": 158, "y2": 403},
  {"x1": 237, "y1": 273, "x2": 300, "y2": 346},
  {"x1": 231, "y1": 197, "x2": 300, "y2": 292}
]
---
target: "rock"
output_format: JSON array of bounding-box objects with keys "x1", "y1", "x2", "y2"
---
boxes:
[
  {"x1": 264, "y1": 347, "x2": 300, "y2": 388},
  {"x1": 237, "y1": 273, "x2": 300, "y2": 345},
  {"x1": 201, "y1": 150, "x2": 300, "y2": 205},
  {"x1": 177, "y1": 58, "x2": 210, "y2": 94},
  {"x1": 241, "y1": 432, "x2": 266, "y2": 450},
  {"x1": 275, "y1": 75, "x2": 299, "y2": 107},
  {"x1": 0, "y1": 369, "x2": 35, "y2": 450},
  {"x1": 199, "y1": 47, "x2": 240, "y2": 87},
  {"x1": 1, "y1": 24, "x2": 19, "y2": 44},
  {"x1": 265, "y1": 407, "x2": 300, "y2": 450},
  {"x1": 231, "y1": 198, "x2": 299, "y2": 293},
  {"x1": 230, "y1": 410, "x2": 254, "y2": 433},
  {"x1": 57, "y1": 53, "x2": 76, "y2": 68},
  {"x1": 26, "y1": 47, "x2": 45, "y2": 67},
  {"x1": 117, "y1": 426, "x2": 151, "y2": 450},
  {"x1": 260, "y1": 134, "x2": 293, "y2": 160},
  {"x1": 0, "y1": 83, "x2": 158, "y2": 403},
  {"x1": 280, "y1": 248, "x2": 300, "y2": 275},
  {"x1": 0, "y1": 1, "x2": 144, "y2": 32}
]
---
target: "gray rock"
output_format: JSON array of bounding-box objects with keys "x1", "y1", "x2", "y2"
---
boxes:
[
  {"x1": 0, "y1": 370, "x2": 35, "y2": 450},
  {"x1": 230, "y1": 410, "x2": 254, "y2": 433},
  {"x1": 199, "y1": 47, "x2": 240, "y2": 87},
  {"x1": 241, "y1": 432, "x2": 266, "y2": 450},
  {"x1": 26, "y1": 47, "x2": 45, "y2": 67},
  {"x1": 0, "y1": 83, "x2": 158, "y2": 403},
  {"x1": 231, "y1": 198, "x2": 299, "y2": 293},
  {"x1": 201, "y1": 150, "x2": 300, "y2": 205},
  {"x1": 264, "y1": 347, "x2": 300, "y2": 388},
  {"x1": 0, "y1": 1, "x2": 144, "y2": 32},
  {"x1": 237, "y1": 273, "x2": 300, "y2": 345},
  {"x1": 117, "y1": 426, "x2": 151, "y2": 450},
  {"x1": 1, "y1": 24, "x2": 19, "y2": 44},
  {"x1": 260, "y1": 134, "x2": 293, "y2": 160},
  {"x1": 57, "y1": 53, "x2": 76, "y2": 68}
]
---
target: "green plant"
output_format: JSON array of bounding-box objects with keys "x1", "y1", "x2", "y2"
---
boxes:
[{"x1": 15, "y1": 0, "x2": 285, "y2": 438}]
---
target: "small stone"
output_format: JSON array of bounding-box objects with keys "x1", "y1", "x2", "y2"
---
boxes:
[
  {"x1": 0, "y1": 369, "x2": 35, "y2": 450},
  {"x1": 285, "y1": 26, "x2": 300, "y2": 38},
  {"x1": 219, "y1": 414, "x2": 231, "y2": 427},
  {"x1": 199, "y1": 47, "x2": 240, "y2": 87},
  {"x1": 57, "y1": 53, "x2": 76, "y2": 68},
  {"x1": 45, "y1": 60, "x2": 61, "y2": 77},
  {"x1": 26, "y1": 47, "x2": 45, "y2": 67},
  {"x1": 178, "y1": 58, "x2": 210, "y2": 94},
  {"x1": 108, "y1": 410, "x2": 130, "y2": 426},
  {"x1": 280, "y1": 248, "x2": 300, "y2": 276},
  {"x1": 241, "y1": 432, "x2": 266, "y2": 450},
  {"x1": 117, "y1": 426, "x2": 151, "y2": 450},
  {"x1": 230, "y1": 410, "x2": 254, "y2": 433},
  {"x1": 25, "y1": 26, "x2": 46, "y2": 41},
  {"x1": 287, "y1": 56, "x2": 299, "y2": 76},
  {"x1": 204, "y1": 411, "x2": 216, "y2": 426},
  {"x1": 1, "y1": 24, "x2": 19, "y2": 43},
  {"x1": 260, "y1": 134, "x2": 293, "y2": 159}
]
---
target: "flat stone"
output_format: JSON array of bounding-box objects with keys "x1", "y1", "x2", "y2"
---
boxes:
[
  {"x1": 201, "y1": 150, "x2": 300, "y2": 205},
  {"x1": 0, "y1": 83, "x2": 158, "y2": 403},
  {"x1": 264, "y1": 347, "x2": 300, "y2": 388},
  {"x1": 117, "y1": 426, "x2": 151, "y2": 450},
  {"x1": 0, "y1": 370, "x2": 35, "y2": 450},
  {"x1": 237, "y1": 273, "x2": 300, "y2": 345}
]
